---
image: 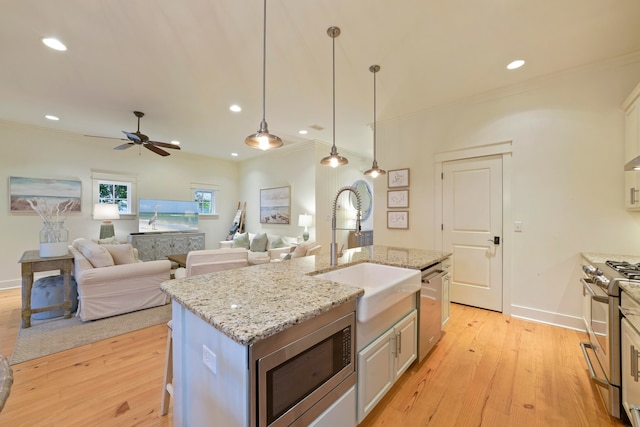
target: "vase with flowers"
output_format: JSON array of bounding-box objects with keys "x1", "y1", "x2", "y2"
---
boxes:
[{"x1": 27, "y1": 199, "x2": 72, "y2": 257}]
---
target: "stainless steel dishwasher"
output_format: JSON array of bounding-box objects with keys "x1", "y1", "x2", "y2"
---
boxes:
[{"x1": 418, "y1": 262, "x2": 445, "y2": 362}]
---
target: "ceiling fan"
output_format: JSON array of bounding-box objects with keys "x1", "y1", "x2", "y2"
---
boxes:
[{"x1": 87, "y1": 111, "x2": 181, "y2": 157}]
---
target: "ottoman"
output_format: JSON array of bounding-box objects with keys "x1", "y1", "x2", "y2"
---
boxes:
[{"x1": 31, "y1": 275, "x2": 78, "y2": 320}]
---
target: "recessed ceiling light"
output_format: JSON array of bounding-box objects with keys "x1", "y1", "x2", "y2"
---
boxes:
[
  {"x1": 229, "y1": 105, "x2": 242, "y2": 113},
  {"x1": 298, "y1": 130, "x2": 308, "y2": 135},
  {"x1": 231, "y1": 152, "x2": 239, "y2": 157},
  {"x1": 507, "y1": 59, "x2": 525, "y2": 70},
  {"x1": 171, "y1": 140, "x2": 180, "y2": 146},
  {"x1": 45, "y1": 115, "x2": 59, "y2": 121},
  {"x1": 42, "y1": 37, "x2": 67, "y2": 51}
]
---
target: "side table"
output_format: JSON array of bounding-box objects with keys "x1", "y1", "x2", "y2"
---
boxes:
[{"x1": 18, "y1": 250, "x2": 74, "y2": 328}]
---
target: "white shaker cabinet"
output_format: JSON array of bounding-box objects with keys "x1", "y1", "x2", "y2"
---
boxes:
[
  {"x1": 441, "y1": 257, "x2": 451, "y2": 327},
  {"x1": 624, "y1": 82, "x2": 640, "y2": 209},
  {"x1": 357, "y1": 309, "x2": 417, "y2": 423}
]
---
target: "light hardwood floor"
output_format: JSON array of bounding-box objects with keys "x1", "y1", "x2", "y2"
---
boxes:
[{"x1": 0, "y1": 287, "x2": 628, "y2": 426}]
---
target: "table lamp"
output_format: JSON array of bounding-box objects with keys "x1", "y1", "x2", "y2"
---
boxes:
[
  {"x1": 298, "y1": 213, "x2": 312, "y2": 241},
  {"x1": 93, "y1": 204, "x2": 120, "y2": 239}
]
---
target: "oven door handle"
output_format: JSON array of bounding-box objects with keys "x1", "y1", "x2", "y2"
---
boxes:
[
  {"x1": 580, "y1": 278, "x2": 609, "y2": 304},
  {"x1": 580, "y1": 341, "x2": 611, "y2": 388}
]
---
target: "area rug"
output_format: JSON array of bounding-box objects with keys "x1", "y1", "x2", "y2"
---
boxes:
[{"x1": 10, "y1": 304, "x2": 171, "y2": 365}]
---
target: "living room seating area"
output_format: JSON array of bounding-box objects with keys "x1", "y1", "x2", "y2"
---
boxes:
[
  {"x1": 219, "y1": 232, "x2": 298, "y2": 264},
  {"x1": 68, "y1": 238, "x2": 171, "y2": 321}
]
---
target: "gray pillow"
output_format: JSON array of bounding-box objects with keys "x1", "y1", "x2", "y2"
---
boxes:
[
  {"x1": 250, "y1": 233, "x2": 268, "y2": 252},
  {"x1": 232, "y1": 232, "x2": 250, "y2": 249},
  {"x1": 270, "y1": 236, "x2": 286, "y2": 249}
]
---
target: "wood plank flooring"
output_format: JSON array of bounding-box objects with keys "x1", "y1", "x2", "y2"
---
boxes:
[{"x1": 0, "y1": 287, "x2": 628, "y2": 426}]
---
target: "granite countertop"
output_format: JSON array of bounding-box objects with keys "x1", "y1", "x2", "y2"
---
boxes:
[
  {"x1": 161, "y1": 245, "x2": 451, "y2": 346},
  {"x1": 581, "y1": 252, "x2": 640, "y2": 304}
]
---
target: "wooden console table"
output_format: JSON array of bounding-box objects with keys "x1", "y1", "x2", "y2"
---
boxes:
[
  {"x1": 167, "y1": 253, "x2": 187, "y2": 268},
  {"x1": 18, "y1": 250, "x2": 74, "y2": 328}
]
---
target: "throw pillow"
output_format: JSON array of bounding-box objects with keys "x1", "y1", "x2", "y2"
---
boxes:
[
  {"x1": 232, "y1": 232, "x2": 250, "y2": 249},
  {"x1": 250, "y1": 233, "x2": 268, "y2": 252},
  {"x1": 103, "y1": 243, "x2": 137, "y2": 265},
  {"x1": 270, "y1": 236, "x2": 286, "y2": 249},
  {"x1": 73, "y1": 238, "x2": 115, "y2": 268},
  {"x1": 95, "y1": 236, "x2": 119, "y2": 245},
  {"x1": 291, "y1": 240, "x2": 315, "y2": 259}
]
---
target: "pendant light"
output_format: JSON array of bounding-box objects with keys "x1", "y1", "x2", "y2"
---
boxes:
[
  {"x1": 244, "y1": 0, "x2": 283, "y2": 150},
  {"x1": 320, "y1": 26, "x2": 348, "y2": 168},
  {"x1": 364, "y1": 65, "x2": 386, "y2": 178}
]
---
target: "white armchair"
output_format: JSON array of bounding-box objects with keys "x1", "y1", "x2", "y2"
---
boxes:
[{"x1": 174, "y1": 248, "x2": 249, "y2": 279}]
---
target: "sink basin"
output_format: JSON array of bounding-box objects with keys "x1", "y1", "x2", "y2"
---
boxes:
[{"x1": 313, "y1": 263, "x2": 420, "y2": 322}]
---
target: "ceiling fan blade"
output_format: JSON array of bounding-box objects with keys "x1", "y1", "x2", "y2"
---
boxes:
[
  {"x1": 149, "y1": 140, "x2": 181, "y2": 150},
  {"x1": 144, "y1": 143, "x2": 170, "y2": 156},
  {"x1": 122, "y1": 131, "x2": 142, "y2": 143},
  {"x1": 85, "y1": 134, "x2": 128, "y2": 141},
  {"x1": 113, "y1": 143, "x2": 135, "y2": 150}
]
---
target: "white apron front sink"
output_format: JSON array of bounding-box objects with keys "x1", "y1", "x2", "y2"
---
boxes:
[{"x1": 313, "y1": 263, "x2": 420, "y2": 322}]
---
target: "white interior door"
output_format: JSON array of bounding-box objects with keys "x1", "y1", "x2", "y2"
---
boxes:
[{"x1": 442, "y1": 155, "x2": 503, "y2": 312}]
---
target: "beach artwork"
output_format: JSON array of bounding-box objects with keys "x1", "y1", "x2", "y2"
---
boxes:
[
  {"x1": 138, "y1": 199, "x2": 199, "y2": 232},
  {"x1": 10, "y1": 176, "x2": 82, "y2": 213}
]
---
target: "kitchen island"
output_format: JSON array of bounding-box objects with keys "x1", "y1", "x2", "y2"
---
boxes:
[{"x1": 161, "y1": 245, "x2": 450, "y2": 427}]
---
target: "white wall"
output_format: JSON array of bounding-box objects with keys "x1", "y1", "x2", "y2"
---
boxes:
[
  {"x1": 0, "y1": 121, "x2": 239, "y2": 290},
  {"x1": 373, "y1": 55, "x2": 640, "y2": 329}
]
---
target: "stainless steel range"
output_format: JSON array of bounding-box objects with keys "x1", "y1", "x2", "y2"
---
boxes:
[{"x1": 580, "y1": 259, "x2": 640, "y2": 420}]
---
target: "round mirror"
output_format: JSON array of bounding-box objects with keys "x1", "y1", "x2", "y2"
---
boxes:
[{"x1": 350, "y1": 180, "x2": 373, "y2": 221}]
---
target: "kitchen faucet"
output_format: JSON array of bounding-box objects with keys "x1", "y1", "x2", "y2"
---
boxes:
[{"x1": 331, "y1": 186, "x2": 362, "y2": 266}]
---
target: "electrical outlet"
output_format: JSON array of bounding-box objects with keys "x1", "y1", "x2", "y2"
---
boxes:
[
  {"x1": 514, "y1": 221, "x2": 523, "y2": 232},
  {"x1": 203, "y1": 345, "x2": 217, "y2": 374}
]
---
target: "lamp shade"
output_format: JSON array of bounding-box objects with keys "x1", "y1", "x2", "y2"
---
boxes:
[
  {"x1": 298, "y1": 214, "x2": 313, "y2": 228},
  {"x1": 93, "y1": 204, "x2": 120, "y2": 221}
]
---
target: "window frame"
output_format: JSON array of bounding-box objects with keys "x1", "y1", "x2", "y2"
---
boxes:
[
  {"x1": 191, "y1": 183, "x2": 219, "y2": 219},
  {"x1": 92, "y1": 171, "x2": 138, "y2": 219}
]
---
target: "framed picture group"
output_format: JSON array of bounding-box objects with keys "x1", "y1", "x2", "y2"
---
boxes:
[{"x1": 386, "y1": 168, "x2": 409, "y2": 229}]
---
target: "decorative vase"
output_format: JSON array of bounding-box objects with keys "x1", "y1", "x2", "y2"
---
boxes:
[{"x1": 39, "y1": 220, "x2": 69, "y2": 257}]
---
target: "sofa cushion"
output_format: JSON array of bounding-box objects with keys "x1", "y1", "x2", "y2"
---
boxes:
[
  {"x1": 291, "y1": 240, "x2": 316, "y2": 259},
  {"x1": 72, "y1": 238, "x2": 114, "y2": 268},
  {"x1": 269, "y1": 235, "x2": 287, "y2": 249},
  {"x1": 250, "y1": 233, "x2": 268, "y2": 252},
  {"x1": 232, "y1": 232, "x2": 250, "y2": 249},
  {"x1": 103, "y1": 243, "x2": 137, "y2": 265}
]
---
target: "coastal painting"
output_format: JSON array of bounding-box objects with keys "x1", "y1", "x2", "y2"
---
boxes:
[
  {"x1": 9, "y1": 176, "x2": 82, "y2": 213},
  {"x1": 260, "y1": 186, "x2": 290, "y2": 224}
]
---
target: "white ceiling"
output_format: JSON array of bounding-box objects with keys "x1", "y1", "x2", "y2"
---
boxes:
[{"x1": 2, "y1": 0, "x2": 640, "y2": 161}]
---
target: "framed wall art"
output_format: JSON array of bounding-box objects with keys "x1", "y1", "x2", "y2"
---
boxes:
[
  {"x1": 260, "y1": 186, "x2": 290, "y2": 224},
  {"x1": 387, "y1": 189, "x2": 409, "y2": 208},
  {"x1": 9, "y1": 176, "x2": 82, "y2": 213},
  {"x1": 387, "y1": 211, "x2": 409, "y2": 229},
  {"x1": 388, "y1": 168, "x2": 409, "y2": 188}
]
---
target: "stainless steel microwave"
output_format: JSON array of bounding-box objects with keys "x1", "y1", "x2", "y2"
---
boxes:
[{"x1": 249, "y1": 303, "x2": 356, "y2": 427}]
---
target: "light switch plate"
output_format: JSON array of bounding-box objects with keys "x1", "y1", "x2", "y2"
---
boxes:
[
  {"x1": 203, "y1": 344, "x2": 217, "y2": 374},
  {"x1": 514, "y1": 221, "x2": 523, "y2": 232}
]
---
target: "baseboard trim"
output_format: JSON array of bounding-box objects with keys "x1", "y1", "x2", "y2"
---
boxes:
[{"x1": 510, "y1": 304, "x2": 586, "y2": 332}]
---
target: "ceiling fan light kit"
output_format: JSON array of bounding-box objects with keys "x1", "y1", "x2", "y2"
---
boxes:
[
  {"x1": 320, "y1": 26, "x2": 348, "y2": 168},
  {"x1": 245, "y1": 0, "x2": 283, "y2": 151},
  {"x1": 364, "y1": 64, "x2": 386, "y2": 178}
]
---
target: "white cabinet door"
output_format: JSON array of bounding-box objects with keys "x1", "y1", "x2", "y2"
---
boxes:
[
  {"x1": 394, "y1": 310, "x2": 417, "y2": 379},
  {"x1": 357, "y1": 328, "x2": 394, "y2": 422},
  {"x1": 624, "y1": 83, "x2": 640, "y2": 209},
  {"x1": 621, "y1": 318, "x2": 640, "y2": 423},
  {"x1": 357, "y1": 310, "x2": 418, "y2": 423}
]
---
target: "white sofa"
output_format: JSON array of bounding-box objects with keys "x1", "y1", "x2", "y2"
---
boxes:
[
  {"x1": 174, "y1": 248, "x2": 249, "y2": 279},
  {"x1": 68, "y1": 238, "x2": 171, "y2": 321},
  {"x1": 219, "y1": 232, "x2": 297, "y2": 264}
]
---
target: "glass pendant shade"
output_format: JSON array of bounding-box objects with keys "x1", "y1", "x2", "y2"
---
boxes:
[
  {"x1": 321, "y1": 26, "x2": 348, "y2": 167},
  {"x1": 364, "y1": 64, "x2": 385, "y2": 178},
  {"x1": 245, "y1": 0, "x2": 282, "y2": 151}
]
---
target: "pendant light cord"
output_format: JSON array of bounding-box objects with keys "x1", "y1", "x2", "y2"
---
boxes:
[
  {"x1": 332, "y1": 31, "x2": 336, "y2": 151},
  {"x1": 373, "y1": 67, "x2": 377, "y2": 162},
  {"x1": 261, "y1": 0, "x2": 267, "y2": 123}
]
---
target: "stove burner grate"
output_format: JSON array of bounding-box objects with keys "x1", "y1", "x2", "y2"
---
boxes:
[{"x1": 606, "y1": 260, "x2": 640, "y2": 280}]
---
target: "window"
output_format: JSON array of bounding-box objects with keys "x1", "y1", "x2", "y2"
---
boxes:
[
  {"x1": 98, "y1": 181, "x2": 131, "y2": 214},
  {"x1": 92, "y1": 171, "x2": 137, "y2": 217},
  {"x1": 191, "y1": 183, "x2": 218, "y2": 217}
]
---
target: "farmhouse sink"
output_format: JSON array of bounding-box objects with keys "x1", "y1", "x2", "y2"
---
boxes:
[{"x1": 313, "y1": 262, "x2": 420, "y2": 322}]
